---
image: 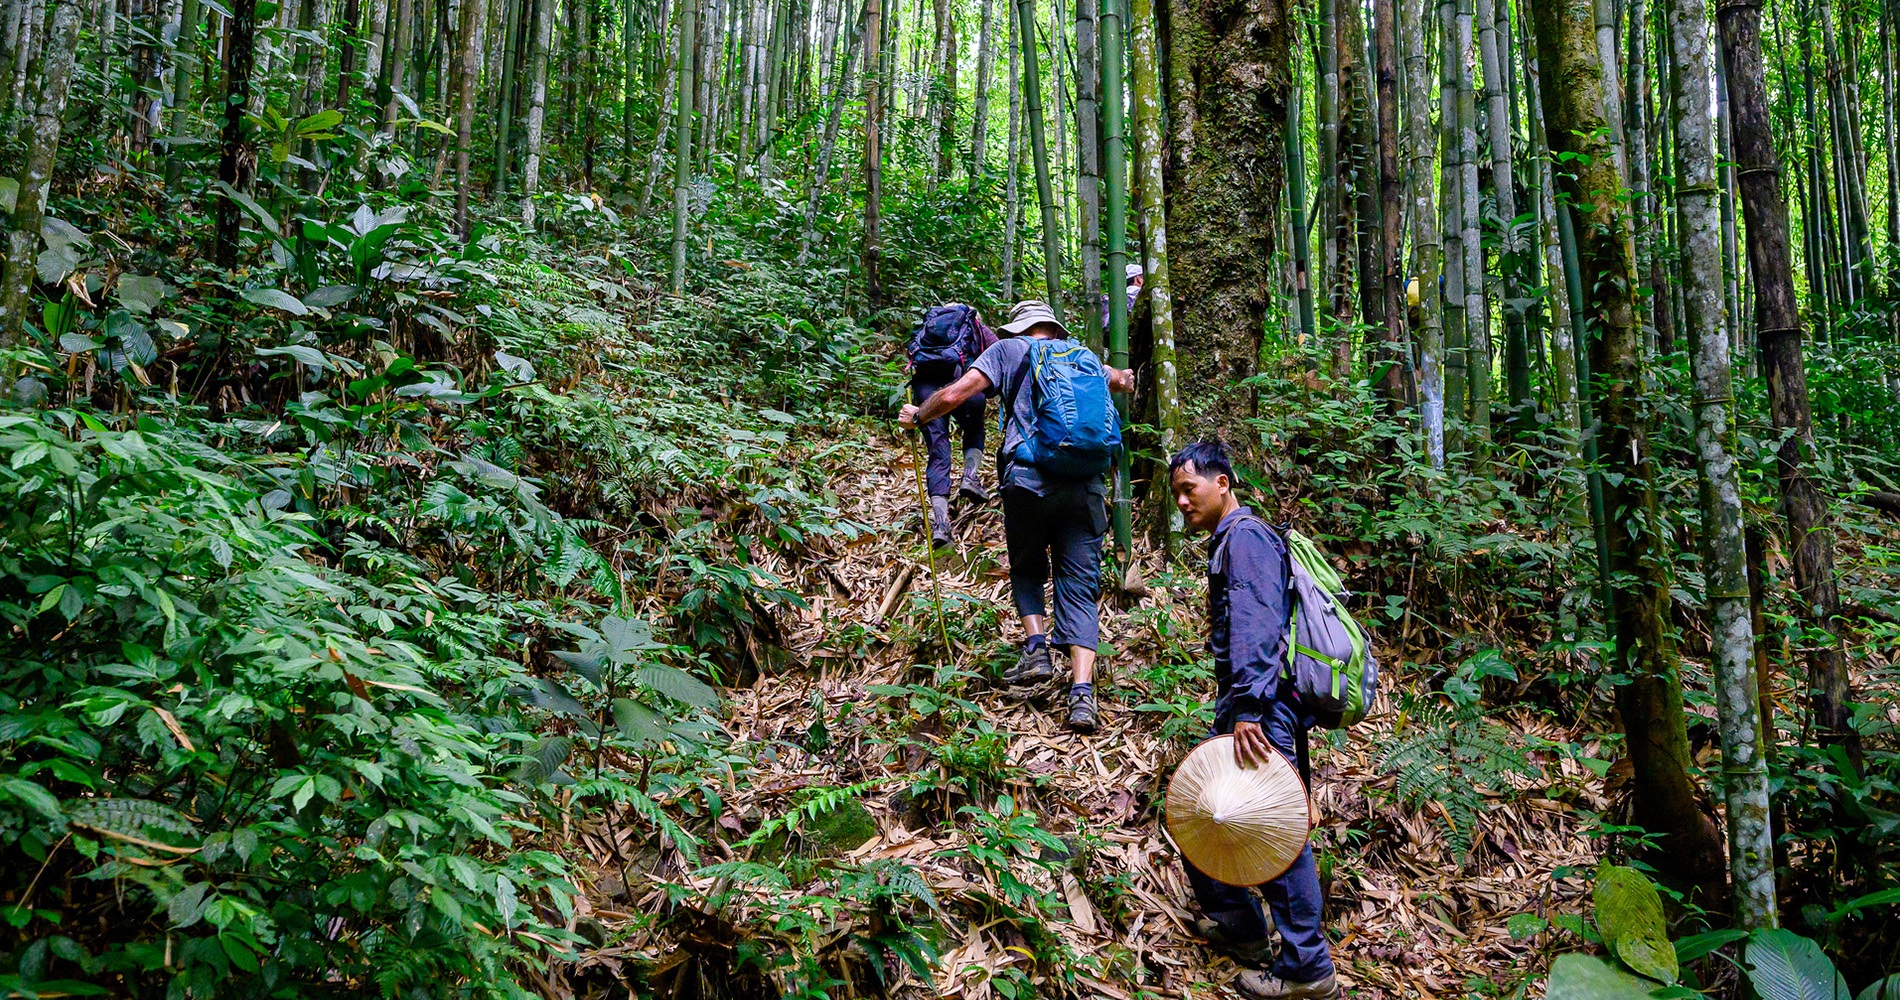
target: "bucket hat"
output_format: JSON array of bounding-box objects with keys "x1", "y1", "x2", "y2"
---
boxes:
[{"x1": 999, "y1": 299, "x2": 1073, "y2": 338}]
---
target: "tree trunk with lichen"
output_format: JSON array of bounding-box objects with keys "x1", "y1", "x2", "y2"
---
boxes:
[
  {"x1": 1530, "y1": 0, "x2": 1727, "y2": 900},
  {"x1": 1163, "y1": 0, "x2": 1288, "y2": 440},
  {"x1": 1666, "y1": 0, "x2": 1776, "y2": 931},
  {"x1": 0, "y1": 0, "x2": 81, "y2": 348}
]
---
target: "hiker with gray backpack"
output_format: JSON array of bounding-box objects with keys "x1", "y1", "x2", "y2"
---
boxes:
[
  {"x1": 899, "y1": 300, "x2": 1133, "y2": 733},
  {"x1": 1167, "y1": 439, "x2": 1379, "y2": 1000},
  {"x1": 904, "y1": 303, "x2": 999, "y2": 548}
]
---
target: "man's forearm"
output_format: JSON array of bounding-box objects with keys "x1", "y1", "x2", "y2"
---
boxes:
[{"x1": 914, "y1": 370, "x2": 989, "y2": 423}]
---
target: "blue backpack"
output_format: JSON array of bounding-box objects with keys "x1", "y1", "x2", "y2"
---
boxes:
[
  {"x1": 1010, "y1": 339, "x2": 1123, "y2": 478},
  {"x1": 906, "y1": 304, "x2": 980, "y2": 382}
]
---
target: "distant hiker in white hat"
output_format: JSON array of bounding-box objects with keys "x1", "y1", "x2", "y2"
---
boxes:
[
  {"x1": 899, "y1": 299, "x2": 1133, "y2": 733},
  {"x1": 1100, "y1": 262, "x2": 1145, "y2": 332},
  {"x1": 1169, "y1": 439, "x2": 1336, "y2": 999}
]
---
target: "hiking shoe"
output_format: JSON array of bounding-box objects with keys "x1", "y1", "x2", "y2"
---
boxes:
[
  {"x1": 929, "y1": 495, "x2": 953, "y2": 548},
  {"x1": 1067, "y1": 685, "x2": 1098, "y2": 734},
  {"x1": 958, "y1": 478, "x2": 991, "y2": 504},
  {"x1": 1234, "y1": 971, "x2": 1337, "y2": 1000},
  {"x1": 1191, "y1": 917, "x2": 1275, "y2": 968},
  {"x1": 1003, "y1": 645, "x2": 1056, "y2": 686}
]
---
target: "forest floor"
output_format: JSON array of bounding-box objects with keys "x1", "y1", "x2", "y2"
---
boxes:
[{"x1": 550, "y1": 407, "x2": 1610, "y2": 998}]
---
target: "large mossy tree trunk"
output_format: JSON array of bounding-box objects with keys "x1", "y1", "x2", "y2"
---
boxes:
[
  {"x1": 1530, "y1": 0, "x2": 1727, "y2": 900},
  {"x1": 1718, "y1": 0, "x2": 1858, "y2": 760},
  {"x1": 1162, "y1": 0, "x2": 1289, "y2": 439}
]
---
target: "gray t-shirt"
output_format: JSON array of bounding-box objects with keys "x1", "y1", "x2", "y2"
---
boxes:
[{"x1": 970, "y1": 336, "x2": 1110, "y2": 497}]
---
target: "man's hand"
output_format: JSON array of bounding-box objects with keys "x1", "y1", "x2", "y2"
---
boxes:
[
  {"x1": 1108, "y1": 367, "x2": 1136, "y2": 393},
  {"x1": 898, "y1": 403, "x2": 921, "y2": 429},
  {"x1": 1233, "y1": 721, "x2": 1273, "y2": 769}
]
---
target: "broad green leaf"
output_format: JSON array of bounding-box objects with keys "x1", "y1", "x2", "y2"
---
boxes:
[
  {"x1": 115, "y1": 275, "x2": 172, "y2": 314},
  {"x1": 1545, "y1": 953, "x2": 1663, "y2": 1000},
  {"x1": 630, "y1": 663, "x2": 717, "y2": 708},
  {"x1": 610, "y1": 697, "x2": 669, "y2": 743},
  {"x1": 257, "y1": 345, "x2": 330, "y2": 369},
  {"x1": 1675, "y1": 928, "x2": 1749, "y2": 962},
  {"x1": 0, "y1": 778, "x2": 64, "y2": 820},
  {"x1": 1859, "y1": 974, "x2": 1900, "y2": 1000},
  {"x1": 1595, "y1": 863, "x2": 1677, "y2": 984},
  {"x1": 41, "y1": 215, "x2": 89, "y2": 249},
  {"x1": 214, "y1": 181, "x2": 280, "y2": 236},
  {"x1": 37, "y1": 243, "x2": 81, "y2": 283},
  {"x1": 599, "y1": 615, "x2": 664, "y2": 662},
  {"x1": 494, "y1": 350, "x2": 536, "y2": 380},
  {"x1": 1827, "y1": 887, "x2": 1900, "y2": 923},
  {"x1": 1745, "y1": 929, "x2": 1850, "y2": 1000},
  {"x1": 0, "y1": 175, "x2": 16, "y2": 213},
  {"x1": 551, "y1": 649, "x2": 603, "y2": 686},
  {"x1": 518, "y1": 678, "x2": 585, "y2": 716},
  {"x1": 296, "y1": 109, "x2": 343, "y2": 133},
  {"x1": 303, "y1": 284, "x2": 360, "y2": 308},
  {"x1": 496, "y1": 875, "x2": 518, "y2": 927},
  {"x1": 168, "y1": 882, "x2": 211, "y2": 928},
  {"x1": 1506, "y1": 913, "x2": 1548, "y2": 940},
  {"x1": 242, "y1": 288, "x2": 309, "y2": 315}
]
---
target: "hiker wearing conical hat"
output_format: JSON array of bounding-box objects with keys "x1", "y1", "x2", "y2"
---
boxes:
[
  {"x1": 899, "y1": 299, "x2": 1133, "y2": 734},
  {"x1": 1169, "y1": 440, "x2": 1337, "y2": 999}
]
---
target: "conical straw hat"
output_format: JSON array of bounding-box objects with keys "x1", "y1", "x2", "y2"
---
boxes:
[{"x1": 1166, "y1": 735, "x2": 1311, "y2": 887}]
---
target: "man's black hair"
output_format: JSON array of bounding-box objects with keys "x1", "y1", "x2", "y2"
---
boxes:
[{"x1": 1168, "y1": 440, "x2": 1234, "y2": 484}]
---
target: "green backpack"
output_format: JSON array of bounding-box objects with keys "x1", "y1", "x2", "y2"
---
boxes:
[{"x1": 1282, "y1": 528, "x2": 1379, "y2": 729}]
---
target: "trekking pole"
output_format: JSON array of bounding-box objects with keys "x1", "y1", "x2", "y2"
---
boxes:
[{"x1": 908, "y1": 431, "x2": 956, "y2": 668}]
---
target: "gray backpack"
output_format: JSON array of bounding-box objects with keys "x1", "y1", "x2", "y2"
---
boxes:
[{"x1": 1223, "y1": 516, "x2": 1379, "y2": 729}]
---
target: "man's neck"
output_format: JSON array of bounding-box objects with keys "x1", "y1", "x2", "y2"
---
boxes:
[{"x1": 1216, "y1": 497, "x2": 1243, "y2": 524}]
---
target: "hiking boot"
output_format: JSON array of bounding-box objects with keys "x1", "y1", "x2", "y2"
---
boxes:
[
  {"x1": 1233, "y1": 972, "x2": 1337, "y2": 1000},
  {"x1": 929, "y1": 495, "x2": 953, "y2": 548},
  {"x1": 1191, "y1": 917, "x2": 1275, "y2": 968},
  {"x1": 959, "y1": 449, "x2": 988, "y2": 503},
  {"x1": 1067, "y1": 684, "x2": 1098, "y2": 734},
  {"x1": 1002, "y1": 644, "x2": 1056, "y2": 686}
]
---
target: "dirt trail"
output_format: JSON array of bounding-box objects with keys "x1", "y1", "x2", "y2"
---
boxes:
[{"x1": 628, "y1": 433, "x2": 1600, "y2": 999}]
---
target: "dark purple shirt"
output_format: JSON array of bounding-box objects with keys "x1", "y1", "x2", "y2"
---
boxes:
[{"x1": 1207, "y1": 506, "x2": 1292, "y2": 725}]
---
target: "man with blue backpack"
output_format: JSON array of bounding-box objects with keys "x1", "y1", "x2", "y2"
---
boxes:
[
  {"x1": 1166, "y1": 439, "x2": 1377, "y2": 1000},
  {"x1": 905, "y1": 303, "x2": 999, "y2": 548},
  {"x1": 899, "y1": 300, "x2": 1132, "y2": 733}
]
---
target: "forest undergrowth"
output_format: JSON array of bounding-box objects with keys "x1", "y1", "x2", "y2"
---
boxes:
[{"x1": 3, "y1": 197, "x2": 1899, "y2": 1000}]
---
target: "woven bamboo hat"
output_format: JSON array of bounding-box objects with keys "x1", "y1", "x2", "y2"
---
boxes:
[{"x1": 1165, "y1": 735, "x2": 1311, "y2": 887}]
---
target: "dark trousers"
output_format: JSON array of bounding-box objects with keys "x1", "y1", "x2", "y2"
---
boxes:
[
  {"x1": 1187, "y1": 688, "x2": 1334, "y2": 982},
  {"x1": 912, "y1": 381, "x2": 986, "y2": 497},
  {"x1": 1000, "y1": 484, "x2": 1106, "y2": 651}
]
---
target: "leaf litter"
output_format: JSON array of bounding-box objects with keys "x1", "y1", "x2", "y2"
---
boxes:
[{"x1": 533, "y1": 432, "x2": 1605, "y2": 1000}]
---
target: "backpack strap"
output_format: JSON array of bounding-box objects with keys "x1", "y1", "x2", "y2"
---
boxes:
[
  {"x1": 1211, "y1": 512, "x2": 1275, "y2": 574},
  {"x1": 1005, "y1": 338, "x2": 1044, "y2": 442}
]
